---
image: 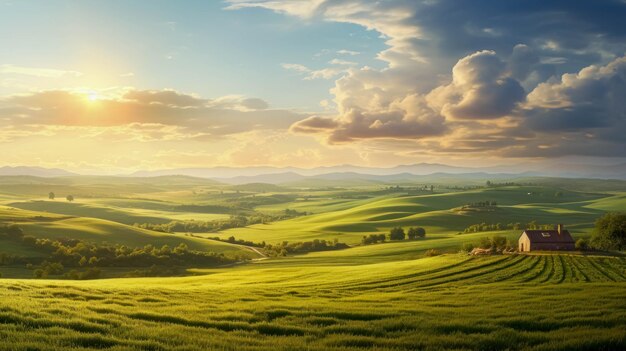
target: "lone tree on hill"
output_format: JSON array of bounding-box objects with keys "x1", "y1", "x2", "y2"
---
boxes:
[
  {"x1": 48, "y1": 192, "x2": 55, "y2": 200},
  {"x1": 591, "y1": 212, "x2": 626, "y2": 251},
  {"x1": 389, "y1": 227, "x2": 406, "y2": 241},
  {"x1": 66, "y1": 195, "x2": 74, "y2": 202}
]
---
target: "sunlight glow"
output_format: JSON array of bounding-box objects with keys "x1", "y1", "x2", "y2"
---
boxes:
[{"x1": 87, "y1": 91, "x2": 100, "y2": 102}]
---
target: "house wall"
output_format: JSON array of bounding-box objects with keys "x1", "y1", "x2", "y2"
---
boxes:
[
  {"x1": 531, "y1": 243, "x2": 575, "y2": 251},
  {"x1": 518, "y1": 234, "x2": 531, "y2": 252}
]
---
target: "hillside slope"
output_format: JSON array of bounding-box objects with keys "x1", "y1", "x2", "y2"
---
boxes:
[{"x1": 1, "y1": 254, "x2": 625, "y2": 350}]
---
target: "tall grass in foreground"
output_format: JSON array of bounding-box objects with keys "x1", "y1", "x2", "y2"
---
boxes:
[{"x1": 0, "y1": 254, "x2": 625, "y2": 350}]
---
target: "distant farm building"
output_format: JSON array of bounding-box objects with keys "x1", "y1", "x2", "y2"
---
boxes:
[{"x1": 518, "y1": 224, "x2": 575, "y2": 252}]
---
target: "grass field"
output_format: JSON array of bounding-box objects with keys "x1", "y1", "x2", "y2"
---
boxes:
[
  {"x1": 0, "y1": 204, "x2": 258, "y2": 260},
  {"x1": 1, "y1": 175, "x2": 625, "y2": 350},
  {"x1": 1, "y1": 254, "x2": 625, "y2": 350},
  {"x1": 215, "y1": 186, "x2": 614, "y2": 244}
]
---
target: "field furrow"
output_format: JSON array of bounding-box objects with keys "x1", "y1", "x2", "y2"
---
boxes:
[
  {"x1": 587, "y1": 258, "x2": 618, "y2": 282},
  {"x1": 518, "y1": 255, "x2": 549, "y2": 282},
  {"x1": 539, "y1": 255, "x2": 556, "y2": 283},
  {"x1": 569, "y1": 256, "x2": 590, "y2": 282}
]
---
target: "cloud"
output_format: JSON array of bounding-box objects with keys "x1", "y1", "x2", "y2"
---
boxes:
[
  {"x1": 426, "y1": 50, "x2": 526, "y2": 120},
  {"x1": 123, "y1": 89, "x2": 207, "y2": 107},
  {"x1": 281, "y1": 62, "x2": 346, "y2": 80},
  {"x1": 230, "y1": 0, "x2": 626, "y2": 158},
  {"x1": 0, "y1": 64, "x2": 83, "y2": 78},
  {"x1": 281, "y1": 63, "x2": 310, "y2": 73},
  {"x1": 291, "y1": 94, "x2": 446, "y2": 143},
  {"x1": 337, "y1": 50, "x2": 360, "y2": 56},
  {"x1": 329, "y1": 59, "x2": 357, "y2": 66},
  {"x1": 523, "y1": 55, "x2": 626, "y2": 136},
  {"x1": 0, "y1": 88, "x2": 302, "y2": 141}
]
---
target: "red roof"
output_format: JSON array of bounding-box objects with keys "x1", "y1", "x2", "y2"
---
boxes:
[{"x1": 521, "y1": 229, "x2": 574, "y2": 244}]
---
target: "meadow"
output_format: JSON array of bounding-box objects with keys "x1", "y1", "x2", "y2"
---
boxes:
[
  {"x1": 1, "y1": 253, "x2": 625, "y2": 350},
  {"x1": 0, "y1": 175, "x2": 625, "y2": 350}
]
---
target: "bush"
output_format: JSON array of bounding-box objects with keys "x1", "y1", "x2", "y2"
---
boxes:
[
  {"x1": 425, "y1": 249, "x2": 441, "y2": 257},
  {"x1": 361, "y1": 234, "x2": 386, "y2": 245},
  {"x1": 33, "y1": 269, "x2": 45, "y2": 278},
  {"x1": 462, "y1": 243, "x2": 475, "y2": 252},
  {"x1": 575, "y1": 238, "x2": 589, "y2": 251},
  {"x1": 80, "y1": 268, "x2": 102, "y2": 280},
  {"x1": 471, "y1": 235, "x2": 512, "y2": 254}
]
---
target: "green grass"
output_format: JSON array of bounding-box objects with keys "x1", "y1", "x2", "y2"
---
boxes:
[
  {"x1": 214, "y1": 186, "x2": 611, "y2": 244},
  {"x1": 8, "y1": 200, "x2": 230, "y2": 224},
  {"x1": 0, "y1": 254, "x2": 625, "y2": 350},
  {"x1": 0, "y1": 205, "x2": 258, "y2": 260},
  {"x1": 1, "y1": 176, "x2": 626, "y2": 349}
]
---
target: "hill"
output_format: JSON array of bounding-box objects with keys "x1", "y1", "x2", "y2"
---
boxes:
[
  {"x1": 0, "y1": 205, "x2": 258, "y2": 259},
  {"x1": 214, "y1": 186, "x2": 614, "y2": 245}
]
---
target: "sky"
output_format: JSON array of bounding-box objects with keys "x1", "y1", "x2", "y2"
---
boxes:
[{"x1": 0, "y1": 0, "x2": 625, "y2": 173}]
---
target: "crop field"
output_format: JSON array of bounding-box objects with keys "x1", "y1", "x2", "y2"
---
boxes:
[
  {"x1": 0, "y1": 175, "x2": 625, "y2": 350},
  {"x1": 1, "y1": 254, "x2": 625, "y2": 351}
]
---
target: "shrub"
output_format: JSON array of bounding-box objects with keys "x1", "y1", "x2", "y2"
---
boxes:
[
  {"x1": 462, "y1": 243, "x2": 475, "y2": 252},
  {"x1": 575, "y1": 238, "x2": 589, "y2": 251},
  {"x1": 425, "y1": 249, "x2": 441, "y2": 257},
  {"x1": 362, "y1": 234, "x2": 386, "y2": 245}
]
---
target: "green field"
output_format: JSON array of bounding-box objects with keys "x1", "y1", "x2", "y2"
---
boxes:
[
  {"x1": 1, "y1": 175, "x2": 625, "y2": 350},
  {"x1": 215, "y1": 186, "x2": 612, "y2": 245},
  {"x1": 1, "y1": 253, "x2": 625, "y2": 350},
  {"x1": 0, "y1": 204, "x2": 258, "y2": 260}
]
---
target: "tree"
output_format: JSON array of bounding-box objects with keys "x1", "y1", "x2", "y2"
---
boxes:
[
  {"x1": 388, "y1": 227, "x2": 406, "y2": 241},
  {"x1": 408, "y1": 227, "x2": 426, "y2": 239},
  {"x1": 591, "y1": 212, "x2": 626, "y2": 250},
  {"x1": 486, "y1": 180, "x2": 492, "y2": 187},
  {"x1": 415, "y1": 227, "x2": 426, "y2": 238},
  {"x1": 48, "y1": 192, "x2": 55, "y2": 200},
  {"x1": 66, "y1": 195, "x2": 74, "y2": 202}
]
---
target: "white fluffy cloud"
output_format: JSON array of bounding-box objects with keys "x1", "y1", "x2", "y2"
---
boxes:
[{"x1": 427, "y1": 50, "x2": 525, "y2": 120}]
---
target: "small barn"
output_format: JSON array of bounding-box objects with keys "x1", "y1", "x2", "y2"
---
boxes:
[{"x1": 518, "y1": 224, "x2": 575, "y2": 252}]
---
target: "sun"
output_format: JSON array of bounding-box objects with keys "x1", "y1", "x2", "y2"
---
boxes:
[{"x1": 87, "y1": 92, "x2": 100, "y2": 102}]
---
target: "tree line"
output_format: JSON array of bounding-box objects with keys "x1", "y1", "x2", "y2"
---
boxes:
[
  {"x1": 134, "y1": 209, "x2": 307, "y2": 233},
  {"x1": 463, "y1": 221, "x2": 555, "y2": 233},
  {"x1": 362, "y1": 227, "x2": 426, "y2": 245},
  {"x1": 0, "y1": 223, "x2": 240, "y2": 279},
  {"x1": 264, "y1": 239, "x2": 349, "y2": 257}
]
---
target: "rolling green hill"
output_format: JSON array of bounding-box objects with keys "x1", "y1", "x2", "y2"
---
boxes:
[
  {"x1": 1, "y1": 253, "x2": 624, "y2": 350},
  {"x1": 215, "y1": 186, "x2": 617, "y2": 244},
  {"x1": 0, "y1": 205, "x2": 259, "y2": 259}
]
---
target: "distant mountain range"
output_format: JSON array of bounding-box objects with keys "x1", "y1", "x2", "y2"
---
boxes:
[
  {"x1": 129, "y1": 162, "x2": 626, "y2": 183},
  {"x1": 0, "y1": 166, "x2": 77, "y2": 177},
  {"x1": 1, "y1": 162, "x2": 624, "y2": 182}
]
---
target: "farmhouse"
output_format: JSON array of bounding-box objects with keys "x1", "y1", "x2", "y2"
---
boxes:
[{"x1": 518, "y1": 224, "x2": 575, "y2": 252}]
